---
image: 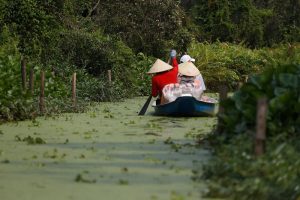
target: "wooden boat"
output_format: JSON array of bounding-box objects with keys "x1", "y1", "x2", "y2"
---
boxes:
[{"x1": 152, "y1": 95, "x2": 217, "y2": 117}]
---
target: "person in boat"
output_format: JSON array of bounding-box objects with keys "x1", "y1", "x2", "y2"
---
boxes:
[
  {"x1": 162, "y1": 62, "x2": 204, "y2": 103},
  {"x1": 180, "y1": 54, "x2": 206, "y2": 91},
  {"x1": 147, "y1": 50, "x2": 179, "y2": 105}
]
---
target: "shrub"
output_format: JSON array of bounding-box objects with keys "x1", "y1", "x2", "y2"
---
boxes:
[
  {"x1": 199, "y1": 62, "x2": 300, "y2": 200},
  {"x1": 187, "y1": 41, "x2": 300, "y2": 91}
]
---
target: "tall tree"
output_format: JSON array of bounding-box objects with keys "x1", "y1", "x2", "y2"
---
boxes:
[
  {"x1": 90, "y1": 0, "x2": 188, "y2": 57},
  {"x1": 2, "y1": 0, "x2": 59, "y2": 89},
  {"x1": 191, "y1": 0, "x2": 272, "y2": 47}
]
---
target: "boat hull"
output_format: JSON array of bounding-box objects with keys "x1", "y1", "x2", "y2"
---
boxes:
[{"x1": 152, "y1": 96, "x2": 217, "y2": 117}]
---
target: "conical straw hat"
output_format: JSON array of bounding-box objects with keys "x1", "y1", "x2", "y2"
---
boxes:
[
  {"x1": 178, "y1": 62, "x2": 200, "y2": 76},
  {"x1": 147, "y1": 59, "x2": 173, "y2": 74}
]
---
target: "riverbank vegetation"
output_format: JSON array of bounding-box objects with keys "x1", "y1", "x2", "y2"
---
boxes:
[
  {"x1": 0, "y1": 1, "x2": 299, "y2": 198},
  {"x1": 1, "y1": 0, "x2": 299, "y2": 121},
  {"x1": 197, "y1": 62, "x2": 300, "y2": 200}
]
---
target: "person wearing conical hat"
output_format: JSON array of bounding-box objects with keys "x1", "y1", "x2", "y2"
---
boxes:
[
  {"x1": 162, "y1": 59, "x2": 204, "y2": 103},
  {"x1": 179, "y1": 53, "x2": 206, "y2": 90},
  {"x1": 148, "y1": 50, "x2": 179, "y2": 104},
  {"x1": 177, "y1": 61, "x2": 200, "y2": 84}
]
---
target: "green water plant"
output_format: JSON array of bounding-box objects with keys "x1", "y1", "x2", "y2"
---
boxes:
[
  {"x1": 201, "y1": 62, "x2": 300, "y2": 200},
  {"x1": 15, "y1": 135, "x2": 46, "y2": 145}
]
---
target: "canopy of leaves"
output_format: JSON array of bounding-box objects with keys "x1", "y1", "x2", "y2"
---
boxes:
[
  {"x1": 90, "y1": 0, "x2": 188, "y2": 57},
  {"x1": 189, "y1": 0, "x2": 300, "y2": 47}
]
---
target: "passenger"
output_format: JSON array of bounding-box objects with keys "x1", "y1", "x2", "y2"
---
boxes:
[
  {"x1": 180, "y1": 54, "x2": 206, "y2": 91},
  {"x1": 147, "y1": 50, "x2": 179, "y2": 105},
  {"x1": 162, "y1": 62, "x2": 204, "y2": 103}
]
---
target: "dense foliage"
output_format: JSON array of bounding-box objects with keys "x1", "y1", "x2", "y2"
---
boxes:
[
  {"x1": 219, "y1": 63, "x2": 299, "y2": 138},
  {"x1": 0, "y1": 1, "x2": 300, "y2": 198},
  {"x1": 185, "y1": 42, "x2": 300, "y2": 90},
  {"x1": 0, "y1": 1, "x2": 299, "y2": 120},
  {"x1": 189, "y1": 0, "x2": 300, "y2": 47},
  {"x1": 198, "y1": 63, "x2": 300, "y2": 199}
]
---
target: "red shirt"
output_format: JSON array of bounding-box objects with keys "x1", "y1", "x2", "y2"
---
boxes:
[{"x1": 151, "y1": 58, "x2": 178, "y2": 97}]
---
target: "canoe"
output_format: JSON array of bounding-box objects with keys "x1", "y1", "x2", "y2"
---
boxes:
[{"x1": 152, "y1": 95, "x2": 217, "y2": 117}]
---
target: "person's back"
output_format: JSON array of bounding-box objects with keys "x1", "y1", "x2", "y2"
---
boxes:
[
  {"x1": 180, "y1": 54, "x2": 206, "y2": 90},
  {"x1": 151, "y1": 58, "x2": 178, "y2": 97},
  {"x1": 162, "y1": 61, "x2": 204, "y2": 103},
  {"x1": 148, "y1": 50, "x2": 178, "y2": 104}
]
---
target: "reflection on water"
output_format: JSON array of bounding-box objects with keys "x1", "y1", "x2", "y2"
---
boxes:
[{"x1": 0, "y1": 96, "x2": 217, "y2": 200}]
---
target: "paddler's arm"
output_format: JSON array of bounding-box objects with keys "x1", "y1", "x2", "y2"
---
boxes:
[{"x1": 170, "y1": 49, "x2": 178, "y2": 73}]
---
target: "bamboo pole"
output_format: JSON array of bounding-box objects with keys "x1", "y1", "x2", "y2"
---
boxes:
[
  {"x1": 39, "y1": 71, "x2": 45, "y2": 113},
  {"x1": 255, "y1": 97, "x2": 268, "y2": 156},
  {"x1": 72, "y1": 73, "x2": 77, "y2": 108}
]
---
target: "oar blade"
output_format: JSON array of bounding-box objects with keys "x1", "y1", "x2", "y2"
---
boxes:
[{"x1": 138, "y1": 95, "x2": 152, "y2": 115}]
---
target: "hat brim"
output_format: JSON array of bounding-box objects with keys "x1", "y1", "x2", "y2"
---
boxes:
[
  {"x1": 178, "y1": 62, "x2": 200, "y2": 76},
  {"x1": 147, "y1": 59, "x2": 173, "y2": 74}
]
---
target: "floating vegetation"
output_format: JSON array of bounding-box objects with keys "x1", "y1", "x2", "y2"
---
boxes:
[
  {"x1": 1, "y1": 159, "x2": 10, "y2": 164},
  {"x1": 118, "y1": 179, "x2": 129, "y2": 185},
  {"x1": 89, "y1": 112, "x2": 97, "y2": 118},
  {"x1": 43, "y1": 149, "x2": 66, "y2": 159},
  {"x1": 102, "y1": 107, "x2": 110, "y2": 113},
  {"x1": 164, "y1": 137, "x2": 174, "y2": 145},
  {"x1": 35, "y1": 162, "x2": 46, "y2": 167},
  {"x1": 170, "y1": 191, "x2": 186, "y2": 200},
  {"x1": 104, "y1": 114, "x2": 114, "y2": 118},
  {"x1": 0, "y1": 96, "x2": 216, "y2": 199},
  {"x1": 79, "y1": 154, "x2": 85, "y2": 159},
  {"x1": 124, "y1": 120, "x2": 135, "y2": 125},
  {"x1": 145, "y1": 132, "x2": 161, "y2": 137},
  {"x1": 75, "y1": 174, "x2": 96, "y2": 184},
  {"x1": 124, "y1": 133, "x2": 137, "y2": 136},
  {"x1": 63, "y1": 139, "x2": 69, "y2": 144},
  {"x1": 170, "y1": 143, "x2": 182, "y2": 152},
  {"x1": 145, "y1": 122, "x2": 163, "y2": 130},
  {"x1": 148, "y1": 139, "x2": 156, "y2": 144},
  {"x1": 15, "y1": 135, "x2": 46, "y2": 145},
  {"x1": 144, "y1": 157, "x2": 161, "y2": 164},
  {"x1": 121, "y1": 167, "x2": 128, "y2": 173}
]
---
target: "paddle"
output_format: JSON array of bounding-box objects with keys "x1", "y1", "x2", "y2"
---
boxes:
[{"x1": 138, "y1": 95, "x2": 152, "y2": 115}]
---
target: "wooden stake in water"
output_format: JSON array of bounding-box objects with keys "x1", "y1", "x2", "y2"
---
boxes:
[
  {"x1": 39, "y1": 71, "x2": 45, "y2": 113},
  {"x1": 29, "y1": 67, "x2": 34, "y2": 94},
  {"x1": 108, "y1": 70, "x2": 112, "y2": 85},
  {"x1": 21, "y1": 57, "x2": 27, "y2": 90},
  {"x1": 216, "y1": 85, "x2": 228, "y2": 133},
  {"x1": 72, "y1": 73, "x2": 77, "y2": 108},
  {"x1": 255, "y1": 97, "x2": 268, "y2": 156}
]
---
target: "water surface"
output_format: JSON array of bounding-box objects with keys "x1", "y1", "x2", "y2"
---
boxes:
[{"x1": 0, "y1": 97, "x2": 217, "y2": 200}]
